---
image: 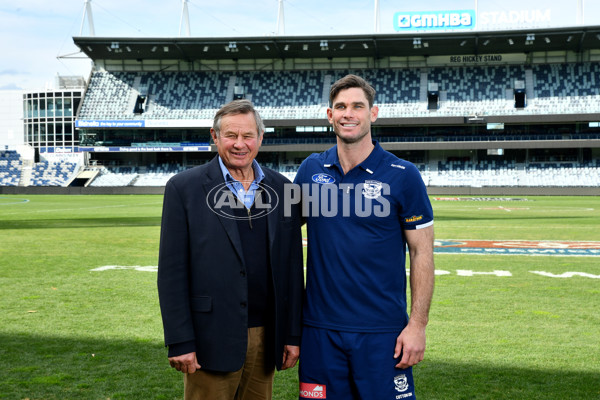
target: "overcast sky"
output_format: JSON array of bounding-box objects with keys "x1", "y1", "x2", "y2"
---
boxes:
[{"x1": 1, "y1": 0, "x2": 598, "y2": 91}]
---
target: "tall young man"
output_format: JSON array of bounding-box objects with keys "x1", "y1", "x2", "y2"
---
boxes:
[{"x1": 295, "y1": 75, "x2": 435, "y2": 400}]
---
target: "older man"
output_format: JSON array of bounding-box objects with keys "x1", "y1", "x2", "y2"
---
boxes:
[{"x1": 158, "y1": 99, "x2": 303, "y2": 400}]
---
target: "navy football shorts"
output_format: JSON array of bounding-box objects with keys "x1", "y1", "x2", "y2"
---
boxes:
[{"x1": 299, "y1": 326, "x2": 416, "y2": 400}]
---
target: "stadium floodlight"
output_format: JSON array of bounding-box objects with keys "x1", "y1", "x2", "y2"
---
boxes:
[
  {"x1": 362, "y1": 43, "x2": 369, "y2": 49},
  {"x1": 460, "y1": 40, "x2": 467, "y2": 46},
  {"x1": 339, "y1": 43, "x2": 345, "y2": 49},
  {"x1": 303, "y1": 44, "x2": 308, "y2": 50},
  {"x1": 284, "y1": 44, "x2": 289, "y2": 51},
  {"x1": 203, "y1": 46, "x2": 209, "y2": 52},
  {"x1": 413, "y1": 38, "x2": 422, "y2": 49},
  {"x1": 526, "y1": 34, "x2": 535, "y2": 45},
  {"x1": 320, "y1": 40, "x2": 329, "y2": 50},
  {"x1": 483, "y1": 39, "x2": 490, "y2": 46},
  {"x1": 151, "y1": 46, "x2": 157, "y2": 52},
  {"x1": 567, "y1": 35, "x2": 573, "y2": 42},
  {"x1": 545, "y1": 37, "x2": 551, "y2": 43},
  {"x1": 264, "y1": 45, "x2": 270, "y2": 51},
  {"x1": 508, "y1": 38, "x2": 514, "y2": 45}
]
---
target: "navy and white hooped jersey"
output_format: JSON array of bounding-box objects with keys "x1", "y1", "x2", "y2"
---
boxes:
[{"x1": 294, "y1": 141, "x2": 433, "y2": 332}]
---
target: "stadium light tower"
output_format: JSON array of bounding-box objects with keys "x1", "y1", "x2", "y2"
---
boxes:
[
  {"x1": 79, "y1": 0, "x2": 95, "y2": 36},
  {"x1": 577, "y1": 0, "x2": 584, "y2": 25},
  {"x1": 374, "y1": 0, "x2": 380, "y2": 33},
  {"x1": 277, "y1": 0, "x2": 285, "y2": 35},
  {"x1": 179, "y1": 0, "x2": 191, "y2": 37}
]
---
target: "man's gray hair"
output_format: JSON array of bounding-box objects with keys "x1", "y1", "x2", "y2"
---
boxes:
[{"x1": 212, "y1": 99, "x2": 265, "y2": 137}]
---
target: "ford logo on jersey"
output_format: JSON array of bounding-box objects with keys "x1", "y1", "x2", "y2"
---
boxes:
[{"x1": 312, "y1": 173, "x2": 335, "y2": 184}]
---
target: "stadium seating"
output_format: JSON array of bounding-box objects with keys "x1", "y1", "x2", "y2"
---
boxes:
[
  {"x1": 0, "y1": 151, "x2": 23, "y2": 186},
  {"x1": 29, "y1": 160, "x2": 79, "y2": 186},
  {"x1": 421, "y1": 160, "x2": 600, "y2": 187},
  {"x1": 89, "y1": 164, "x2": 188, "y2": 187},
  {"x1": 78, "y1": 63, "x2": 600, "y2": 122}
]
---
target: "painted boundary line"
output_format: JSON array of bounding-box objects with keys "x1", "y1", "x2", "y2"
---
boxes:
[{"x1": 89, "y1": 265, "x2": 600, "y2": 279}]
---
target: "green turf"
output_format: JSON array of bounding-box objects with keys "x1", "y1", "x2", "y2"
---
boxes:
[{"x1": 0, "y1": 194, "x2": 598, "y2": 399}]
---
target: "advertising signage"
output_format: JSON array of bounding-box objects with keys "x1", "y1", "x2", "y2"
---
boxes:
[
  {"x1": 394, "y1": 10, "x2": 475, "y2": 31},
  {"x1": 393, "y1": 8, "x2": 553, "y2": 31},
  {"x1": 75, "y1": 119, "x2": 213, "y2": 129}
]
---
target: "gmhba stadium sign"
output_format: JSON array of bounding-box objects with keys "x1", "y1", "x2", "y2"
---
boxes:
[{"x1": 393, "y1": 8, "x2": 552, "y2": 31}]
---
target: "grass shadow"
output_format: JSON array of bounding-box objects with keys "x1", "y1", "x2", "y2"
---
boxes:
[
  {"x1": 0, "y1": 333, "x2": 597, "y2": 399},
  {"x1": 0, "y1": 217, "x2": 162, "y2": 230}
]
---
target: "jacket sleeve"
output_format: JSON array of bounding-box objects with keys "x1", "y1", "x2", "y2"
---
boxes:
[
  {"x1": 285, "y1": 187, "x2": 304, "y2": 346},
  {"x1": 157, "y1": 179, "x2": 197, "y2": 348}
]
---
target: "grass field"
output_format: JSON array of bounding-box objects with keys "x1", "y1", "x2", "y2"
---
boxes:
[{"x1": 0, "y1": 194, "x2": 599, "y2": 399}]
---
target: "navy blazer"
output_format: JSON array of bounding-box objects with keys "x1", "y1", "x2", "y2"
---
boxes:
[{"x1": 157, "y1": 156, "x2": 304, "y2": 372}]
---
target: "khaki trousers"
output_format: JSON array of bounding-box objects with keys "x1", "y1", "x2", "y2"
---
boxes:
[{"x1": 184, "y1": 327, "x2": 275, "y2": 400}]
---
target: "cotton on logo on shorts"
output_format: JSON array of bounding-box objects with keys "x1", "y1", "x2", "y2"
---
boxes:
[{"x1": 300, "y1": 382, "x2": 326, "y2": 398}]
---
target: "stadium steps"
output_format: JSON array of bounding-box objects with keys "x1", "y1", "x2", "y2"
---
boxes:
[
  {"x1": 525, "y1": 69, "x2": 534, "y2": 99},
  {"x1": 322, "y1": 74, "x2": 332, "y2": 105},
  {"x1": 19, "y1": 161, "x2": 33, "y2": 187},
  {"x1": 226, "y1": 76, "x2": 237, "y2": 103},
  {"x1": 419, "y1": 70, "x2": 428, "y2": 102},
  {"x1": 128, "y1": 174, "x2": 141, "y2": 186}
]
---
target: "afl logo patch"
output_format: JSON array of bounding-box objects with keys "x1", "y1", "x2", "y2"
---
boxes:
[{"x1": 312, "y1": 173, "x2": 335, "y2": 184}]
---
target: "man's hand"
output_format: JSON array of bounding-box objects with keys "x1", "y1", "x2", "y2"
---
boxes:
[
  {"x1": 281, "y1": 345, "x2": 300, "y2": 370},
  {"x1": 169, "y1": 352, "x2": 201, "y2": 374},
  {"x1": 394, "y1": 322, "x2": 426, "y2": 369}
]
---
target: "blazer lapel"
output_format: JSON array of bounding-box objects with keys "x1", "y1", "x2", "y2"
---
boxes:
[{"x1": 204, "y1": 157, "x2": 245, "y2": 264}]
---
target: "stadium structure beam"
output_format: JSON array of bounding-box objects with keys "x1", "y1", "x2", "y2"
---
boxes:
[
  {"x1": 577, "y1": 30, "x2": 587, "y2": 53},
  {"x1": 277, "y1": 0, "x2": 285, "y2": 35},
  {"x1": 179, "y1": 0, "x2": 191, "y2": 37},
  {"x1": 79, "y1": 0, "x2": 95, "y2": 36}
]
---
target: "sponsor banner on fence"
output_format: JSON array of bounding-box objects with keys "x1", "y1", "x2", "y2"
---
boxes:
[
  {"x1": 435, "y1": 240, "x2": 600, "y2": 256},
  {"x1": 75, "y1": 119, "x2": 213, "y2": 129}
]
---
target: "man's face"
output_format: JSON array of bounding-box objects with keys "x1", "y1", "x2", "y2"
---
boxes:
[
  {"x1": 211, "y1": 112, "x2": 262, "y2": 172},
  {"x1": 327, "y1": 87, "x2": 378, "y2": 145}
]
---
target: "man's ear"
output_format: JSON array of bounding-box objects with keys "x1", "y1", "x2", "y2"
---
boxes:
[{"x1": 370, "y1": 105, "x2": 379, "y2": 122}]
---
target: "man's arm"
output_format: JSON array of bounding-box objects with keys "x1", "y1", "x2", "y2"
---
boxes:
[{"x1": 394, "y1": 225, "x2": 435, "y2": 369}]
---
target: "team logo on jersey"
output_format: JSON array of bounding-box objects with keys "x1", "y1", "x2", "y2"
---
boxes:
[
  {"x1": 311, "y1": 173, "x2": 335, "y2": 184},
  {"x1": 394, "y1": 374, "x2": 409, "y2": 392},
  {"x1": 300, "y1": 382, "x2": 326, "y2": 398},
  {"x1": 362, "y1": 180, "x2": 383, "y2": 199}
]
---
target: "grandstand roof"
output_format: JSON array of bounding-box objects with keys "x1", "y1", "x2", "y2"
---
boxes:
[{"x1": 74, "y1": 25, "x2": 600, "y2": 61}]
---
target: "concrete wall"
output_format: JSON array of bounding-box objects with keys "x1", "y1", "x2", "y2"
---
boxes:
[{"x1": 0, "y1": 186, "x2": 165, "y2": 195}]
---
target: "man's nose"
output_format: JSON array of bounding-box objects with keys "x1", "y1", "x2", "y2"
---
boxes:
[{"x1": 233, "y1": 134, "x2": 244, "y2": 146}]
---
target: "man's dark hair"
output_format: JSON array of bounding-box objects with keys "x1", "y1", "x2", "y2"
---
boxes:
[
  {"x1": 212, "y1": 99, "x2": 265, "y2": 136},
  {"x1": 329, "y1": 74, "x2": 376, "y2": 108}
]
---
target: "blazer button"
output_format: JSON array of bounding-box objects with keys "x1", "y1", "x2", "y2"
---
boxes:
[{"x1": 240, "y1": 302, "x2": 247, "y2": 308}]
